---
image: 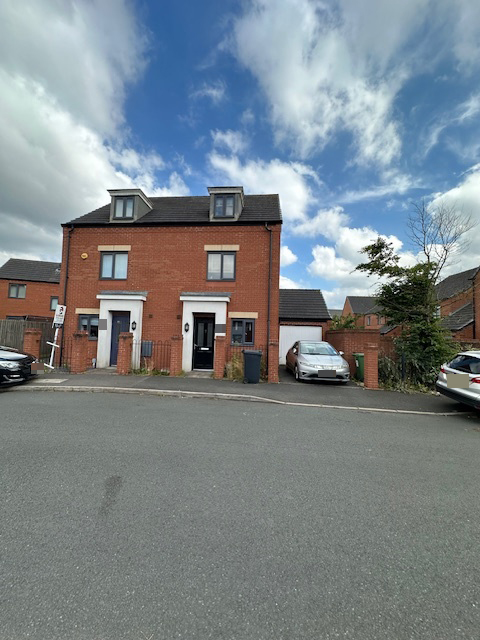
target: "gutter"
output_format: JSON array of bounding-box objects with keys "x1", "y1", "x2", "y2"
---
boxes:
[
  {"x1": 59, "y1": 225, "x2": 74, "y2": 365},
  {"x1": 264, "y1": 222, "x2": 273, "y2": 372}
]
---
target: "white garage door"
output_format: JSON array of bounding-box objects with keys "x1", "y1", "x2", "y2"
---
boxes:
[{"x1": 279, "y1": 325, "x2": 323, "y2": 365}]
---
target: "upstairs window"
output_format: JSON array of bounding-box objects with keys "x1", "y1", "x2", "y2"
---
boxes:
[
  {"x1": 50, "y1": 296, "x2": 59, "y2": 311},
  {"x1": 207, "y1": 252, "x2": 235, "y2": 280},
  {"x1": 114, "y1": 197, "x2": 134, "y2": 219},
  {"x1": 231, "y1": 319, "x2": 255, "y2": 345},
  {"x1": 9, "y1": 283, "x2": 26, "y2": 298},
  {"x1": 79, "y1": 314, "x2": 99, "y2": 340},
  {"x1": 100, "y1": 252, "x2": 128, "y2": 279},
  {"x1": 366, "y1": 315, "x2": 371, "y2": 326},
  {"x1": 214, "y1": 195, "x2": 235, "y2": 218}
]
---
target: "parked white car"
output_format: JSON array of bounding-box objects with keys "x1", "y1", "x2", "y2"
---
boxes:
[{"x1": 436, "y1": 351, "x2": 480, "y2": 410}]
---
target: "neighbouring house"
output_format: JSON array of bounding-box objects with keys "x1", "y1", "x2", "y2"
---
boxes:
[
  {"x1": 0, "y1": 259, "x2": 61, "y2": 320},
  {"x1": 342, "y1": 296, "x2": 387, "y2": 330},
  {"x1": 436, "y1": 266, "x2": 480, "y2": 340},
  {"x1": 328, "y1": 308, "x2": 342, "y2": 319},
  {"x1": 278, "y1": 289, "x2": 330, "y2": 364},
  {"x1": 59, "y1": 186, "x2": 281, "y2": 378}
]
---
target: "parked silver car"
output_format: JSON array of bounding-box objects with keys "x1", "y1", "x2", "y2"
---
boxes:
[
  {"x1": 286, "y1": 340, "x2": 350, "y2": 383},
  {"x1": 436, "y1": 351, "x2": 480, "y2": 410}
]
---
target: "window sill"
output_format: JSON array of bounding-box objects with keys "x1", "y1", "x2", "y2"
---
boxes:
[{"x1": 207, "y1": 278, "x2": 236, "y2": 282}]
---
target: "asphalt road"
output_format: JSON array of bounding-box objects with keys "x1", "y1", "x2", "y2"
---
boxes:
[{"x1": 1, "y1": 392, "x2": 479, "y2": 640}]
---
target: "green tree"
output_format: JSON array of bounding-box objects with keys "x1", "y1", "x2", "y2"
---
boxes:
[{"x1": 355, "y1": 237, "x2": 456, "y2": 387}]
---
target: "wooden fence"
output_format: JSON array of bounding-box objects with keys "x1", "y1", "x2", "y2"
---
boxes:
[{"x1": 0, "y1": 319, "x2": 55, "y2": 359}]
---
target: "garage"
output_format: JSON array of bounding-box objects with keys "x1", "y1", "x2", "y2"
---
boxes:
[
  {"x1": 279, "y1": 289, "x2": 331, "y2": 365},
  {"x1": 279, "y1": 324, "x2": 323, "y2": 364}
]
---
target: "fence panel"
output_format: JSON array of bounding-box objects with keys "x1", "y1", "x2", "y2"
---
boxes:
[{"x1": 0, "y1": 319, "x2": 55, "y2": 357}]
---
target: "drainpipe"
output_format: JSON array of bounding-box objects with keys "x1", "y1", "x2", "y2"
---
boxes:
[
  {"x1": 264, "y1": 222, "x2": 273, "y2": 372},
  {"x1": 59, "y1": 224, "x2": 74, "y2": 365}
]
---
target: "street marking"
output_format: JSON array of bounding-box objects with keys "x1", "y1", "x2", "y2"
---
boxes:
[
  {"x1": 11, "y1": 384, "x2": 474, "y2": 416},
  {"x1": 34, "y1": 379, "x2": 68, "y2": 384}
]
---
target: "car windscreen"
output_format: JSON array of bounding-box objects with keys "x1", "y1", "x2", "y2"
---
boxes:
[
  {"x1": 447, "y1": 355, "x2": 480, "y2": 374},
  {"x1": 299, "y1": 343, "x2": 338, "y2": 355}
]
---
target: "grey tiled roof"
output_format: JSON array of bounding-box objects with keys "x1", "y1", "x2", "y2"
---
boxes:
[
  {"x1": 328, "y1": 309, "x2": 343, "y2": 317},
  {"x1": 347, "y1": 296, "x2": 381, "y2": 314},
  {"x1": 436, "y1": 267, "x2": 478, "y2": 300},
  {"x1": 442, "y1": 301, "x2": 474, "y2": 331},
  {"x1": 65, "y1": 194, "x2": 282, "y2": 226},
  {"x1": 0, "y1": 259, "x2": 61, "y2": 283},
  {"x1": 279, "y1": 289, "x2": 330, "y2": 320}
]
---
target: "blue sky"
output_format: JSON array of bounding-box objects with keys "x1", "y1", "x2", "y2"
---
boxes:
[{"x1": 1, "y1": 0, "x2": 480, "y2": 307}]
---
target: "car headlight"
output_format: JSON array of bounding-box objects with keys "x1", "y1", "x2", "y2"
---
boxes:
[{"x1": 1, "y1": 361, "x2": 21, "y2": 370}]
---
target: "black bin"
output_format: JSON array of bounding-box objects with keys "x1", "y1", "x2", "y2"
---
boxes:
[{"x1": 242, "y1": 349, "x2": 262, "y2": 383}]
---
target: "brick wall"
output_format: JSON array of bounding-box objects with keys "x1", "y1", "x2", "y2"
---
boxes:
[
  {"x1": 60, "y1": 223, "x2": 281, "y2": 375},
  {"x1": 325, "y1": 329, "x2": 380, "y2": 376},
  {"x1": 440, "y1": 288, "x2": 472, "y2": 316},
  {"x1": 0, "y1": 279, "x2": 59, "y2": 319},
  {"x1": 453, "y1": 324, "x2": 474, "y2": 340}
]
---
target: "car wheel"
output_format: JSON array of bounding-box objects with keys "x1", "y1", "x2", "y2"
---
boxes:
[{"x1": 294, "y1": 365, "x2": 301, "y2": 382}]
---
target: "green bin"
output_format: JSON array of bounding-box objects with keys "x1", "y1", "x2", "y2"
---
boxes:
[{"x1": 353, "y1": 352, "x2": 364, "y2": 382}]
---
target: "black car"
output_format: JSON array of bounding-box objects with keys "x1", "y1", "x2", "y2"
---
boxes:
[{"x1": 0, "y1": 346, "x2": 38, "y2": 384}]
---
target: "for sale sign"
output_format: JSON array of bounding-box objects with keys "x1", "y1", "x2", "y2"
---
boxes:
[{"x1": 53, "y1": 304, "x2": 66, "y2": 327}]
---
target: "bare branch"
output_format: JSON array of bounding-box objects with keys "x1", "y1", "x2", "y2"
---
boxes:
[{"x1": 407, "y1": 198, "x2": 476, "y2": 283}]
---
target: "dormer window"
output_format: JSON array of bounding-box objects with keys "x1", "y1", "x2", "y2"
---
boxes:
[
  {"x1": 107, "y1": 188, "x2": 153, "y2": 223},
  {"x1": 114, "y1": 197, "x2": 134, "y2": 219},
  {"x1": 214, "y1": 195, "x2": 235, "y2": 218},
  {"x1": 208, "y1": 186, "x2": 244, "y2": 222}
]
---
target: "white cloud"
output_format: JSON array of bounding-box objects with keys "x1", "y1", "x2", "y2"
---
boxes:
[
  {"x1": 280, "y1": 275, "x2": 301, "y2": 289},
  {"x1": 280, "y1": 245, "x2": 298, "y2": 267},
  {"x1": 211, "y1": 129, "x2": 248, "y2": 154},
  {"x1": 428, "y1": 167, "x2": 480, "y2": 272},
  {"x1": 190, "y1": 80, "x2": 226, "y2": 104},
  {"x1": 229, "y1": 0, "x2": 480, "y2": 169},
  {"x1": 229, "y1": 0, "x2": 420, "y2": 167},
  {"x1": 208, "y1": 151, "x2": 317, "y2": 222},
  {"x1": 0, "y1": 1, "x2": 189, "y2": 261},
  {"x1": 241, "y1": 108, "x2": 255, "y2": 127}
]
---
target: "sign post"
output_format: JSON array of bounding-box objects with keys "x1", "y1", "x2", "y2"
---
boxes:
[{"x1": 45, "y1": 305, "x2": 66, "y2": 370}]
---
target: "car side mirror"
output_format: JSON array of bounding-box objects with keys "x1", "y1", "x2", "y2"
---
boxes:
[{"x1": 339, "y1": 351, "x2": 344, "y2": 355}]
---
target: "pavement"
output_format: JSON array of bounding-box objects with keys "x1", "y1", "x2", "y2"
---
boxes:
[
  {"x1": 2, "y1": 392, "x2": 479, "y2": 640},
  {"x1": 5, "y1": 365, "x2": 475, "y2": 416}
]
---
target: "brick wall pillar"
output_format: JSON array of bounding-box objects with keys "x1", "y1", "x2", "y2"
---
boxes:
[
  {"x1": 117, "y1": 332, "x2": 133, "y2": 375},
  {"x1": 364, "y1": 343, "x2": 379, "y2": 390},
  {"x1": 70, "y1": 330, "x2": 89, "y2": 374},
  {"x1": 23, "y1": 328, "x2": 42, "y2": 360},
  {"x1": 170, "y1": 335, "x2": 183, "y2": 376},
  {"x1": 268, "y1": 340, "x2": 279, "y2": 383},
  {"x1": 213, "y1": 335, "x2": 226, "y2": 379}
]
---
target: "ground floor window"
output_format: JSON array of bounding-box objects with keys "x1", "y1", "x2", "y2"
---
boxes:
[
  {"x1": 79, "y1": 314, "x2": 99, "y2": 339},
  {"x1": 231, "y1": 319, "x2": 255, "y2": 345}
]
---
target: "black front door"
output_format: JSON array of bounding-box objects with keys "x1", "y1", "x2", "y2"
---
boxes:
[
  {"x1": 110, "y1": 312, "x2": 130, "y2": 365},
  {"x1": 193, "y1": 316, "x2": 215, "y2": 369}
]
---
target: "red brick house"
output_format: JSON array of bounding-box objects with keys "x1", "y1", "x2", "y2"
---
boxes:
[
  {"x1": 341, "y1": 296, "x2": 387, "y2": 330},
  {"x1": 436, "y1": 266, "x2": 480, "y2": 340},
  {"x1": 59, "y1": 187, "x2": 281, "y2": 379},
  {"x1": 0, "y1": 259, "x2": 60, "y2": 320}
]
